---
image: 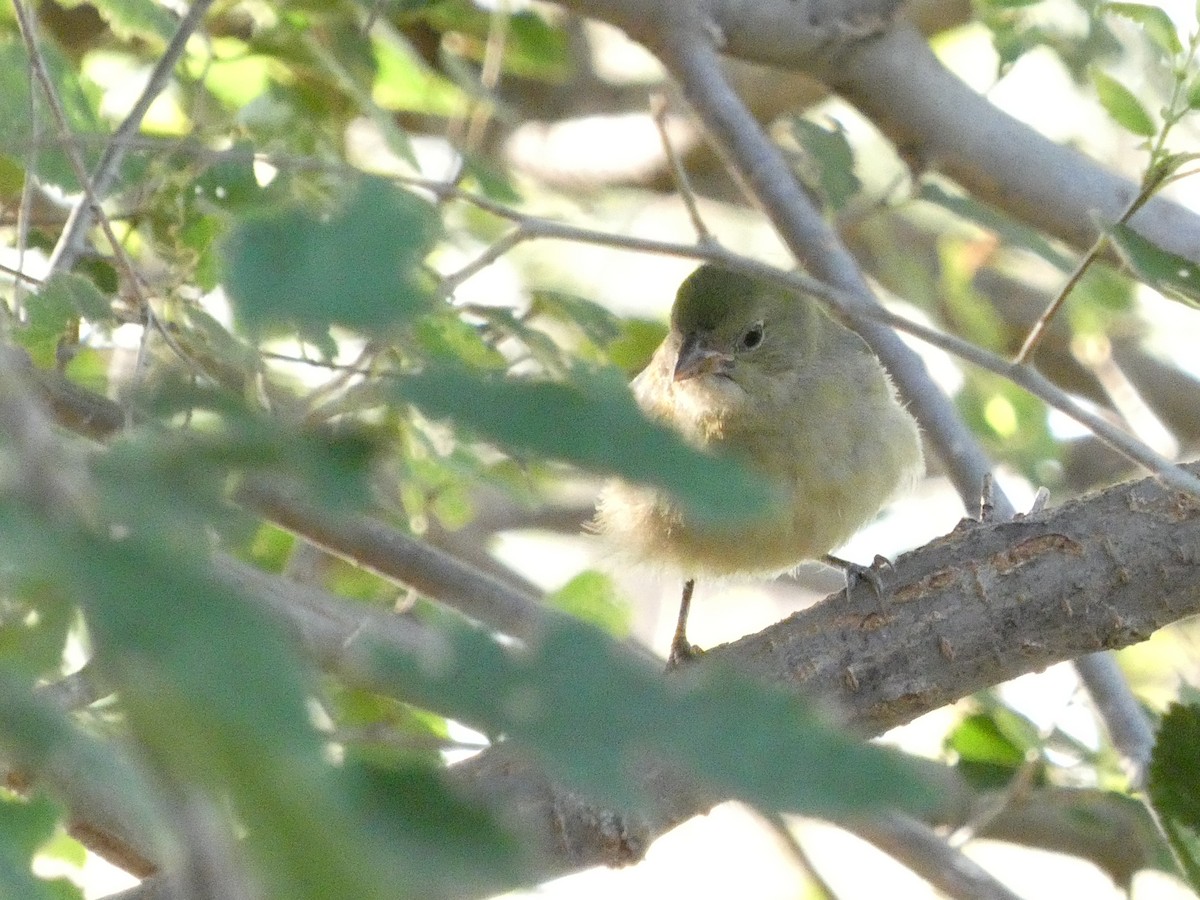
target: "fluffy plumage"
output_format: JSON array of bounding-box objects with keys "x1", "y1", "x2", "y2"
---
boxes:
[{"x1": 595, "y1": 265, "x2": 922, "y2": 653}]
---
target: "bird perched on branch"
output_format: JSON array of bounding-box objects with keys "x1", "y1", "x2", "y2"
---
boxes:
[{"x1": 596, "y1": 265, "x2": 923, "y2": 664}]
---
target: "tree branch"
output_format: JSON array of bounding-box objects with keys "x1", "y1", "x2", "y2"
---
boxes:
[
  {"x1": 47, "y1": 0, "x2": 216, "y2": 274},
  {"x1": 827, "y1": 25, "x2": 1200, "y2": 265},
  {"x1": 446, "y1": 463, "x2": 1200, "y2": 880}
]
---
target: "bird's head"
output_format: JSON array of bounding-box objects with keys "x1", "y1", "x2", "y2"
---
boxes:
[{"x1": 669, "y1": 265, "x2": 817, "y2": 390}]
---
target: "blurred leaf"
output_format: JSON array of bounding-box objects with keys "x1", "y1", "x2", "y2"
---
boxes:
[
  {"x1": 947, "y1": 711, "x2": 1029, "y2": 789},
  {"x1": 460, "y1": 152, "x2": 521, "y2": 203},
  {"x1": 394, "y1": 364, "x2": 775, "y2": 524},
  {"x1": 548, "y1": 571, "x2": 631, "y2": 636},
  {"x1": 344, "y1": 757, "x2": 519, "y2": 891},
  {"x1": 0, "y1": 670, "x2": 167, "y2": 861},
  {"x1": 176, "y1": 306, "x2": 262, "y2": 390},
  {"x1": 421, "y1": 1, "x2": 571, "y2": 81},
  {"x1": 372, "y1": 616, "x2": 936, "y2": 817},
  {"x1": 197, "y1": 39, "x2": 273, "y2": 109},
  {"x1": 607, "y1": 319, "x2": 667, "y2": 375},
  {"x1": 0, "y1": 38, "x2": 102, "y2": 190},
  {"x1": 949, "y1": 713, "x2": 1027, "y2": 767},
  {"x1": 1148, "y1": 702, "x2": 1200, "y2": 887},
  {"x1": 789, "y1": 117, "x2": 861, "y2": 213},
  {"x1": 221, "y1": 176, "x2": 440, "y2": 343},
  {"x1": 956, "y1": 375, "x2": 1060, "y2": 484},
  {"x1": 526, "y1": 290, "x2": 628, "y2": 364},
  {"x1": 1068, "y1": 263, "x2": 1136, "y2": 334},
  {"x1": 300, "y1": 24, "x2": 416, "y2": 166},
  {"x1": 0, "y1": 465, "x2": 514, "y2": 899},
  {"x1": 0, "y1": 585, "x2": 74, "y2": 679},
  {"x1": 0, "y1": 793, "x2": 79, "y2": 900},
  {"x1": 37, "y1": 272, "x2": 112, "y2": 323},
  {"x1": 82, "y1": 0, "x2": 176, "y2": 42},
  {"x1": 919, "y1": 183, "x2": 1074, "y2": 272},
  {"x1": 372, "y1": 31, "x2": 469, "y2": 116},
  {"x1": 1110, "y1": 222, "x2": 1200, "y2": 307},
  {"x1": 112, "y1": 392, "x2": 380, "y2": 512},
  {"x1": 414, "y1": 313, "x2": 505, "y2": 369},
  {"x1": 1104, "y1": 3, "x2": 1183, "y2": 57},
  {"x1": 1150, "y1": 702, "x2": 1200, "y2": 829},
  {"x1": 191, "y1": 145, "x2": 263, "y2": 212},
  {"x1": 1091, "y1": 68, "x2": 1157, "y2": 136},
  {"x1": 17, "y1": 273, "x2": 111, "y2": 367},
  {"x1": 243, "y1": 521, "x2": 296, "y2": 573}
]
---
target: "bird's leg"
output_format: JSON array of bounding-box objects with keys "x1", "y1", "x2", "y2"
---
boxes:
[
  {"x1": 823, "y1": 553, "x2": 892, "y2": 604},
  {"x1": 667, "y1": 578, "x2": 702, "y2": 667}
]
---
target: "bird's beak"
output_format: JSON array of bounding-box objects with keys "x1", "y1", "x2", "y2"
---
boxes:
[{"x1": 674, "y1": 332, "x2": 733, "y2": 382}]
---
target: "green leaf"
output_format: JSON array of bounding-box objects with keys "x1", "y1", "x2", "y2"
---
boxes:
[
  {"x1": 371, "y1": 616, "x2": 936, "y2": 817},
  {"x1": 918, "y1": 182, "x2": 1075, "y2": 272},
  {"x1": 0, "y1": 406, "x2": 518, "y2": 895},
  {"x1": 548, "y1": 571, "x2": 631, "y2": 635},
  {"x1": 112, "y1": 390, "x2": 380, "y2": 512},
  {"x1": 372, "y1": 30, "x2": 469, "y2": 117},
  {"x1": 789, "y1": 117, "x2": 862, "y2": 213},
  {"x1": 948, "y1": 713, "x2": 1026, "y2": 767},
  {"x1": 221, "y1": 176, "x2": 440, "y2": 342},
  {"x1": 1180, "y1": 74, "x2": 1200, "y2": 111},
  {"x1": 1091, "y1": 68, "x2": 1157, "y2": 136},
  {"x1": 82, "y1": 0, "x2": 177, "y2": 42},
  {"x1": 607, "y1": 319, "x2": 668, "y2": 375},
  {"x1": 1104, "y1": 2, "x2": 1183, "y2": 57},
  {"x1": 420, "y1": 2, "x2": 571, "y2": 81},
  {"x1": 0, "y1": 499, "x2": 486, "y2": 900},
  {"x1": 394, "y1": 364, "x2": 775, "y2": 524},
  {"x1": 1109, "y1": 221, "x2": 1200, "y2": 306},
  {"x1": 946, "y1": 709, "x2": 1036, "y2": 789},
  {"x1": 1148, "y1": 702, "x2": 1200, "y2": 887},
  {"x1": 47, "y1": 273, "x2": 111, "y2": 322},
  {"x1": 191, "y1": 145, "x2": 264, "y2": 211},
  {"x1": 0, "y1": 794, "x2": 80, "y2": 900},
  {"x1": 0, "y1": 38, "x2": 103, "y2": 191},
  {"x1": 0, "y1": 672, "x2": 168, "y2": 862},
  {"x1": 16, "y1": 273, "x2": 111, "y2": 366},
  {"x1": 1150, "y1": 703, "x2": 1200, "y2": 830}
]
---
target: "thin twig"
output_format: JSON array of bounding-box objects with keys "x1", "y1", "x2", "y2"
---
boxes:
[
  {"x1": 47, "y1": 0, "x2": 216, "y2": 275},
  {"x1": 438, "y1": 228, "x2": 528, "y2": 298},
  {"x1": 417, "y1": 198, "x2": 1200, "y2": 499},
  {"x1": 465, "y1": 0, "x2": 511, "y2": 152},
  {"x1": 1014, "y1": 188, "x2": 1153, "y2": 364},
  {"x1": 767, "y1": 815, "x2": 839, "y2": 900},
  {"x1": 12, "y1": 0, "x2": 199, "y2": 381},
  {"x1": 15, "y1": 49, "x2": 39, "y2": 314},
  {"x1": 857, "y1": 814, "x2": 1025, "y2": 900},
  {"x1": 650, "y1": 92, "x2": 714, "y2": 245},
  {"x1": 0, "y1": 260, "x2": 42, "y2": 286},
  {"x1": 1075, "y1": 652, "x2": 1156, "y2": 788}
]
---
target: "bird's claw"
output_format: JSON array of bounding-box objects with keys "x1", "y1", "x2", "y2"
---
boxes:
[
  {"x1": 825, "y1": 553, "x2": 893, "y2": 602},
  {"x1": 666, "y1": 638, "x2": 704, "y2": 670}
]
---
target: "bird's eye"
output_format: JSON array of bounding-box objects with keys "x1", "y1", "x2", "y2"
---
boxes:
[{"x1": 739, "y1": 322, "x2": 764, "y2": 351}]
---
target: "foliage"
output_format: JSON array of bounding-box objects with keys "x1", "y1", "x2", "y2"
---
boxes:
[{"x1": 1, "y1": 0, "x2": 1200, "y2": 896}]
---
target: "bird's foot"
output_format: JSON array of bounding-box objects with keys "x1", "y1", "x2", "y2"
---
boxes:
[
  {"x1": 824, "y1": 553, "x2": 893, "y2": 605},
  {"x1": 666, "y1": 637, "x2": 704, "y2": 670}
]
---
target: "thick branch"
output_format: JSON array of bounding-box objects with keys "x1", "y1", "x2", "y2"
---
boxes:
[
  {"x1": 827, "y1": 25, "x2": 1200, "y2": 265},
  {"x1": 447, "y1": 463, "x2": 1200, "y2": 878}
]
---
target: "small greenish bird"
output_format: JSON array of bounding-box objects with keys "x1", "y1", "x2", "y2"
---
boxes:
[{"x1": 596, "y1": 265, "x2": 923, "y2": 664}]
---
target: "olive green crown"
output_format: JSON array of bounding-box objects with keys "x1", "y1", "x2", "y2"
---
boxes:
[{"x1": 671, "y1": 265, "x2": 769, "y2": 334}]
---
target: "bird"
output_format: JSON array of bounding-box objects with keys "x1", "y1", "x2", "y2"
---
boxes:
[{"x1": 594, "y1": 264, "x2": 923, "y2": 665}]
